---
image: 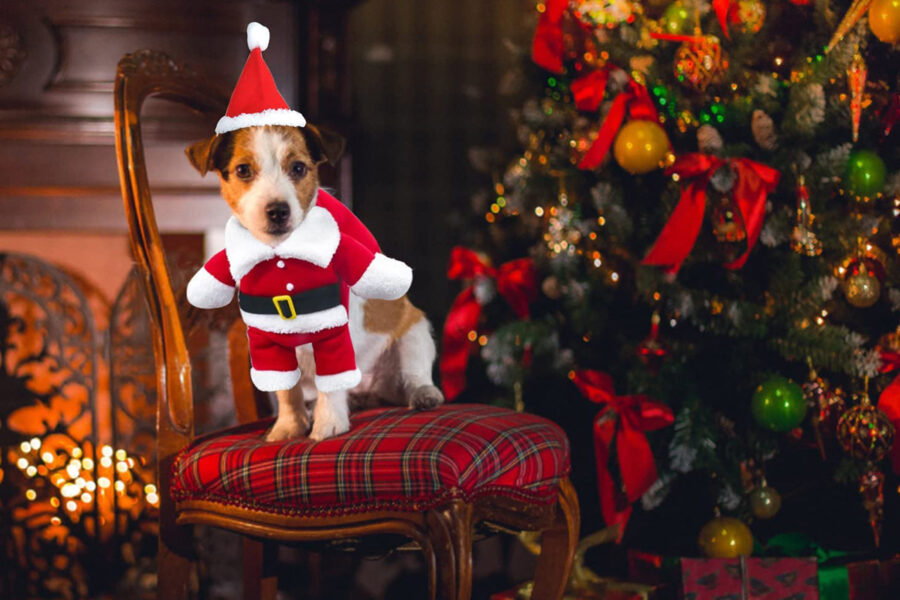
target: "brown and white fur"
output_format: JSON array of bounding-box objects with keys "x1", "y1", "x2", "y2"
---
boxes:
[{"x1": 186, "y1": 124, "x2": 444, "y2": 441}]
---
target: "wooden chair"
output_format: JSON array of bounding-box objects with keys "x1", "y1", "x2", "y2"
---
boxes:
[{"x1": 113, "y1": 49, "x2": 579, "y2": 600}]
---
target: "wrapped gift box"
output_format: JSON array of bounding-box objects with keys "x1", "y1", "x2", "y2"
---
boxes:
[
  {"x1": 681, "y1": 557, "x2": 818, "y2": 600},
  {"x1": 489, "y1": 579, "x2": 663, "y2": 600}
]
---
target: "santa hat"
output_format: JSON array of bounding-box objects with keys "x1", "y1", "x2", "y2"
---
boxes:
[{"x1": 215, "y1": 22, "x2": 306, "y2": 135}]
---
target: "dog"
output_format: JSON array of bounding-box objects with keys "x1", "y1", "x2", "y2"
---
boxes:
[{"x1": 185, "y1": 123, "x2": 444, "y2": 441}]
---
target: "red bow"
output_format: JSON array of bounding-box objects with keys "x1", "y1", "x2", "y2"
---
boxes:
[
  {"x1": 532, "y1": 0, "x2": 568, "y2": 74},
  {"x1": 877, "y1": 348, "x2": 900, "y2": 474},
  {"x1": 440, "y1": 247, "x2": 537, "y2": 400},
  {"x1": 573, "y1": 370, "x2": 674, "y2": 540},
  {"x1": 712, "y1": 0, "x2": 743, "y2": 38},
  {"x1": 642, "y1": 153, "x2": 780, "y2": 274},
  {"x1": 577, "y1": 77, "x2": 662, "y2": 171}
]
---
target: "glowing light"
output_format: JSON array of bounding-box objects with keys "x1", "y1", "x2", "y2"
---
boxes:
[
  {"x1": 101, "y1": 446, "x2": 113, "y2": 458},
  {"x1": 61, "y1": 483, "x2": 80, "y2": 498},
  {"x1": 116, "y1": 462, "x2": 129, "y2": 474},
  {"x1": 30, "y1": 438, "x2": 41, "y2": 450},
  {"x1": 98, "y1": 477, "x2": 111, "y2": 489},
  {"x1": 85, "y1": 481, "x2": 96, "y2": 492},
  {"x1": 477, "y1": 335, "x2": 488, "y2": 346},
  {"x1": 26, "y1": 466, "x2": 37, "y2": 477},
  {"x1": 114, "y1": 480, "x2": 125, "y2": 492},
  {"x1": 16, "y1": 458, "x2": 28, "y2": 469},
  {"x1": 82, "y1": 458, "x2": 94, "y2": 470},
  {"x1": 66, "y1": 500, "x2": 77, "y2": 512},
  {"x1": 535, "y1": 206, "x2": 544, "y2": 217},
  {"x1": 144, "y1": 484, "x2": 157, "y2": 495},
  {"x1": 611, "y1": 272, "x2": 620, "y2": 282},
  {"x1": 42, "y1": 452, "x2": 54, "y2": 464},
  {"x1": 467, "y1": 330, "x2": 478, "y2": 342},
  {"x1": 115, "y1": 449, "x2": 127, "y2": 461},
  {"x1": 50, "y1": 497, "x2": 60, "y2": 508},
  {"x1": 71, "y1": 447, "x2": 82, "y2": 458},
  {"x1": 67, "y1": 462, "x2": 80, "y2": 479},
  {"x1": 76, "y1": 477, "x2": 86, "y2": 487},
  {"x1": 51, "y1": 517, "x2": 61, "y2": 526},
  {"x1": 20, "y1": 441, "x2": 31, "y2": 453},
  {"x1": 100, "y1": 457, "x2": 113, "y2": 468},
  {"x1": 25, "y1": 489, "x2": 36, "y2": 501},
  {"x1": 146, "y1": 492, "x2": 159, "y2": 505},
  {"x1": 81, "y1": 492, "x2": 91, "y2": 503}
]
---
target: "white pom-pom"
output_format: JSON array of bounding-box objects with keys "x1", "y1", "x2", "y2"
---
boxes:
[{"x1": 247, "y1": 22, "x2": 270, "y2": 52}]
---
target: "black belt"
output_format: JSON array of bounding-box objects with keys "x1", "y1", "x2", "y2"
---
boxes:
[{"x1": 239, "y1": 284, "x2": 341, "y2": 320}]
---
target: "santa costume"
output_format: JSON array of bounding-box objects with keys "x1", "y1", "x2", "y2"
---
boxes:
[{"x1": 186, "y1": 23, "x2": 412, "y2": 393}]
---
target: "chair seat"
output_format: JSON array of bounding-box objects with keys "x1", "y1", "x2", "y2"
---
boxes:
[{"x1": 170, "y1": 403, "x2": 570, "y2": 516}]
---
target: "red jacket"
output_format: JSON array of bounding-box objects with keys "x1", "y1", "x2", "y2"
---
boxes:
[{"x1": 186, "y1": 191, "x2": 412, "y2": 334}]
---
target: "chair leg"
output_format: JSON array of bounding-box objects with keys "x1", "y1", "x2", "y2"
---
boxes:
[
  {"x1": 531, "y1": 478, "x2": 581, "y2": 600},
  {"x1": 243, "y1": 538, "x2": 278, "y2": 600},
  {"x1": 427, "y1": 500, "x2": 474, "y2": 600}
]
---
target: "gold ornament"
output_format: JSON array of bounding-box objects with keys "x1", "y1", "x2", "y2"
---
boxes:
[
  {"x1": 848, "y1": 50, "x2": 867, "y2": 143},
  {"x1": 790, "y1": 176, "x2": 823, "y2": 256},
  {"x1": 613, "y1": 120, "x2": 671, "y2": 174},
  {"x1": 749, "y1": 484, "x2": 782, "y2": 520},
  {"x1": 674, "y1": 36, "x2": 728, "y2": 92},
  {"x1": 698, "y1": 516, "x2": 754, "y2": 558},
  {"x1": 735, "y1": 0, "x2": 766, "y2": 33},
  {"x1": 826, "y1": 0, "x2": 874, "y2": 53},
  {"x1": 869, "y1": 0, "x2": 900, "y2": 43},
  {"x1": 859, "y1": 468, "x2": 885, "y2": 547},
  {"x1": 838, "y1": 242, "x2": 886, "y2": 308},
  {"x1": 572, "y1": 0, "x2": 638, "y2": 28}
]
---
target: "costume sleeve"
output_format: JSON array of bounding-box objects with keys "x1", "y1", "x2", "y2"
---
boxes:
[
  {"x1": 186, "y1": 250, "x2": 236, "y2": 309},
  {"x1": 331, "y1": 234, "x2": 412, "y2": 300},
  {"x1": 316, "y1": 189, "x2": 381, "y2": 254}
]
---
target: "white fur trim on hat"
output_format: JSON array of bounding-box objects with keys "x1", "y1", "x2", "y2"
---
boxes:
[
  {"x1": 247, "y1": 22, "x2": 270, "y2": 52},
  {"x1": 350, "y1": 253, "x2": 412, "y2": 300},
  {"x1": 251, "y1": 368, "x2": 301, "y2": 392},
  {"x1": 315, "y1": 369, "x2": 362, "y2": 392},
  {"x1": 215, "y1": 108, "x2": 307, "y2": 135},
  {"x1": 240, "y1": 305, "x2": 348, "y2": 335},
  {"x1": 186, "y1": 268, "x2": 235, "y2": 309}
]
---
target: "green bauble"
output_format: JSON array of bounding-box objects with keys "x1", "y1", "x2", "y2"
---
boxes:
[
  {"x1": 844, "y1": 150, "x2": 887, "y2": 201},
  {"x1": 751, "y1": 376, "x2": 807, "y2": 432},
  {"x1": 662, "y1": 2, "x2": 692, "y2": 35}
]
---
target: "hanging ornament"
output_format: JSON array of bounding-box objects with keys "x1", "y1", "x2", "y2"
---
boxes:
[
  {"x1": 836, "y1": 385, "x2": 895, "y2": 462},
  {"x1": 749, "y1": 482, "x2": 782, "y2": 519},
  {"x1": 637, "y1": 311, "x2": 669, "y2": 373},
  {"x1": 838, "y1": 241, "x2": 886, "y2": 308},
  {"x1": 712, "y1": 0, "x2": 766, "y2": 37},
  {"x1": 698, "y1": 516, "x2": 754, "y2": 558},
  {"x1": 613, "y1": 120, "x2": 671, "y2": 174},
  {"x1": 541, "y1": 275, "x2": 563, "y2": 299},
  {"x1": 869, "y1": 0, "x2": 900, "y2": 43},
  {"x1": 572, "y1": 0, "x2": 638, "y2": 28},
  {"x1": 802, "y1": 361, "x2": 847, "y2": 459},
  {"x1": 859, "y1": 468, "x2": 886, "y2": 547},
  {"x1": 790, "y1": 176, "x2": 823, "y2": 256},
  {"x1": 674, "y1": 36, "x2": 729, "y2": 92},
  {"x1": 662, "y1": 1, "x2": 693, "y2": 34},
  {"x1": 751, "y1": 376, "x2": 807, "y2": 433},
  {"x1": 843, "y1": 149, "x2": 887, "y2": 202},
  {"x1": 751, "y1": 110, "x2": 778, "y2": 151},
  {"x1": 710, "y1": 189, "x2": 750, "y2": 264},
  {"x1": 825, "y1": 0, "x2": 875, "y2": 53},
  {"x1": 848, "y1": 50, "x2": 867, "y2": 143}
]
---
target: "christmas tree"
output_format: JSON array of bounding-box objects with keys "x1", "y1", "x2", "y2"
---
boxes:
[{"x1": 442, "y1": 0, "x2": 900, "y2": 558}]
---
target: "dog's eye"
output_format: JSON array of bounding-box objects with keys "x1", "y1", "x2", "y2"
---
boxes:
[
  {"x1": 234, "y1": 164, "x2": 253, "y2": 180},
  {"x1": 290, "y1": 161, "x2": 308, "y2": 179}
]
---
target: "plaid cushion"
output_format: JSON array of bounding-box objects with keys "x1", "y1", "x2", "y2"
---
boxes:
[{"x1": 170, "y1": 404, "x2": 570, "y2": 516}]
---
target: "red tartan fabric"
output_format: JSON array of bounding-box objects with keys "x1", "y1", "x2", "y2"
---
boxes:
[{"x1": 170, "y1": 404, "x2": 571, "y2": 516}]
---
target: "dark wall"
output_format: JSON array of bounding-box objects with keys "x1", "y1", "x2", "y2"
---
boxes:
[{"x1": 348, "y1": 0, "x2": 533, "y2": 320}]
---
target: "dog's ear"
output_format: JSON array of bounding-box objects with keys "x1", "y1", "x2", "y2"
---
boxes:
[
  {"x1": 300, "y1": 123, "x2": 345, "y2": 166},
  {"x1": 185, "y1": 134, "x2": 232, "y2": 176}
]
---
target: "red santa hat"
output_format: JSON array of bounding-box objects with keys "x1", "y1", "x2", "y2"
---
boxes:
[{"x1": 215, "y1": 22, "x2": 307, "y2": 135}]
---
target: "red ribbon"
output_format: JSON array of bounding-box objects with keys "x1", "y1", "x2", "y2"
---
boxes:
[
  {"x1": 440, "y1": 247, "x2": 537, "y2": 400},
  {"x1": 642, "y1": 153, "x2": 780, "y2": 274},
  {"x1": 712, "y1": 0, "x2": 742, "y2": 38},
  {"x1": 578, "y1": 77, "x2": 662, "y2": 170},
  {"x1": 877, "y1": 349, "x2": 900, "y2": 474},
  {"x1": 532, "y1": 0, "x2": 568, "y2": 74},
  {"x1": 573, "y1": 370, "x2": 674, "y2": 539}
]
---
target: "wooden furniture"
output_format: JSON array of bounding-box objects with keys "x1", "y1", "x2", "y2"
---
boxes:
[{"x1": 114, "y1": 49, "x2": 579, "y2": 600}]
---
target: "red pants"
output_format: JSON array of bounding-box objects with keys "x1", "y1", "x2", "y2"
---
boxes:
[{"x1": 247, "y1": 325, "x2": 359, "y2": 392}]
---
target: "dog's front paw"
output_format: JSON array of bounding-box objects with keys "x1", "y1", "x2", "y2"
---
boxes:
[
  {"x1": 265, "y1": 416, "x2": 309, "y2": 442},
  {"x1": 309, "y1": 411, "x2": 350, "y2": 441},
  {"x1": 409, "y1": 385, "x2": 445, "y2": 410}
]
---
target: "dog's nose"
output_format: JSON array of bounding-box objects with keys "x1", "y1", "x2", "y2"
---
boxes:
[{"x1": 266, "y1": 201, "x2": 290, "y2": 225}]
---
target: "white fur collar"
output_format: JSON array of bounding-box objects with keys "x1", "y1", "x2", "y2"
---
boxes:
[{"x1": 224, "y1": 205, "x2": 340, "y2": 281}]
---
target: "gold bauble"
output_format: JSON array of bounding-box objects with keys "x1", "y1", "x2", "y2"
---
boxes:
[
  {"x1": 698, "y1": 516, "x2": 754, "y2": 558},
  {"x1": 674, "y1": 36, "x2": 728, "y2": 92},
  {"x1": 749, "y1": 486, "x2": 782, "y2": 520},
  {"x1": 869, "y1": 0, "x2": 900, "y2": 44},
  {"x1": 735, "y1": 0, "x2": 766, "y2": 33},
  {"x1": 837, "y1": 397, "x2": 895, "y2": 462},
  {"x1": 613, "y1": 120, "x2": 670, "y2": 174},
  {"x1": 843, "y1": 264, "x2": 882, "y2": 308}
]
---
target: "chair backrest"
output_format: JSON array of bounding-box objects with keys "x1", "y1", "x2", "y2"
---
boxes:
[{"x1": 113, "y1": 50, "x2": 266, "y2": 473}]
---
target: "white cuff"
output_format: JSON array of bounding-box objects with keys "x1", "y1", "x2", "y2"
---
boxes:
[
  {"x1": 250, "y1": 368, "x2": 301, "y2": 392},
  {"x1": 350, "y1": 253, "x2": 412, "y2": 300},
  {"x1": 187, "y1": 268, "x2": 235, "y2": 309},
  {"x1": 315, "y1": 369, "x2": 362, "y2": 392}
]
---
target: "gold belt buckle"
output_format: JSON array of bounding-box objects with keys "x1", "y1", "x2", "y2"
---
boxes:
[{"x1": 272, "y1": 295, "x2": 297, "y2": 320}]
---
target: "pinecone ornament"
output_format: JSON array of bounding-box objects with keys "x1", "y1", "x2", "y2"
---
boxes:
[{"x1": 751, "y1": 110, "x2": 777, "y2": 150}]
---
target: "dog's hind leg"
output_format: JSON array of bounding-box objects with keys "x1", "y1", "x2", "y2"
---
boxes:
[{"x1": 396, "y1": 317, "x2": 444, "y2": 409}]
